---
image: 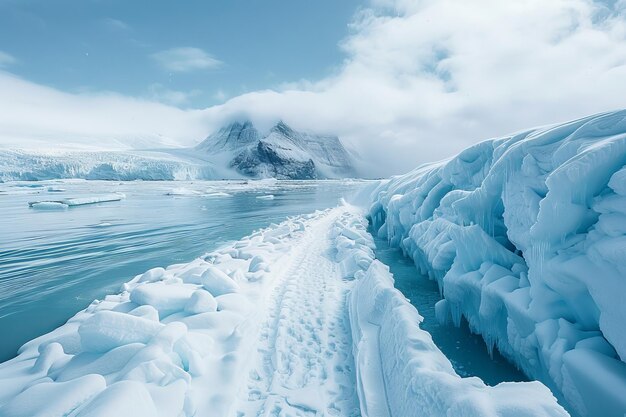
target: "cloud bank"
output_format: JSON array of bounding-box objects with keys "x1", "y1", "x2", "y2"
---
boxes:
[
  {"x1": 0, "y1": 71, "x2": 209, "y2": 151},
  {"x1": 206, "y1": 0, "x2": 626, "y2": 175},
  {"x1": 2, "y1": 0, "x2": 626, "y2": 176}
]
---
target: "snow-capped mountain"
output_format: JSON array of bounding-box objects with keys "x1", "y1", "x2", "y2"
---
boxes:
[
  {"x1": 195, "y1": 120, "x2": 356, "y2": 179},
  {"x1": 0, "y1": 121, "x2": 357, "y2": 181}
]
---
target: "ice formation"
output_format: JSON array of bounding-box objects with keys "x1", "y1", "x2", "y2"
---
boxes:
[
  {"x1": 28, "y1": 193, "x2": 126, "y2": 208},
  {"x1": 0, "y1": 121, "x2": 356, "y2": 181},
  {"x1": 0, "y1": 205, "x2": 567, "y2": 417},
  {"x1": 0, "y1": 206, "x2": 567, "y2": 416},
  {"x1": 369, "y1": 110, "x2": 626, "y2": 417}
]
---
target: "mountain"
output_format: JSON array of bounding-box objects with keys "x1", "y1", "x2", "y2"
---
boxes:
[
  {"x1": 195, "y1": 121, "x2": 356, "y2": 180},
  {"x1": 0, "y1": 121, "x2": 357, "y2": 181}
]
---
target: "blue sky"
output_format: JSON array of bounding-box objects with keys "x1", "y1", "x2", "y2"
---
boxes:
[
  {"x1": 0, "y1": 0, "x2": 625, "y2": 176},
  {"x1": 0, "y1": 0, "x2": 363, "y2": 107}
]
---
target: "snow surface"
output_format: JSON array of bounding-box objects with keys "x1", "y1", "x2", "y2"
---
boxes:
[
  {"x1": 369, "y1": 109, "x2": 626, "y2": 417},
  {"x1": 0, "y1": 205, "x2": 567, "y2": 417}
]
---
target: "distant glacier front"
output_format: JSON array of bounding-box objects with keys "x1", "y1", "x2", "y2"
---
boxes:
[{"x1": 0, "y1": 121, "x2": 358, "y2": 181}]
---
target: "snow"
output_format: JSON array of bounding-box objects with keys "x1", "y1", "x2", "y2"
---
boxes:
[
  {"x1": 28, "y1": 193, "x2": 125, "y2": 208},
  {"x1": 0, "y1": 121, "x2": 356, "y2": 181},
  {"x1": 0, "y1": 204, "x2": 567, "y2": 416},
  {"x1": 369, "y1": 109, "x2": 626, "y2": 417},
  {"x1": 197, "y1": 120, "x2": 357, "y2": 180},
  {"x1": 328, "y1": 212, "x2": 566, "y2": 417},
  {"x1": 30, "y1": 201, "x2": 69, "y2": 210},
  {"x1": 165, "y1": 188, "x2": 202, "y2": 196}
]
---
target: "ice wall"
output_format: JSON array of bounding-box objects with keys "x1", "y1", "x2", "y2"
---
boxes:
[
  {"x1": 369, "y1": 110, "x2": 626, "y2": 417},
  {"x1": 335, "y1": 214, "x2": 568, "y2": 417}
]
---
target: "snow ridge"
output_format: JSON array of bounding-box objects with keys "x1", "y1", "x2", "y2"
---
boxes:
[{"x1": 368, "y1": 109, "x2": 626, "y2": 417}]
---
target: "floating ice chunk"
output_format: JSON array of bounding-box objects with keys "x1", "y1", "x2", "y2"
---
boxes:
[
  {"x1": 29, "y1": 201, "x2": 69, "y2": 210},
  {"x1": 200, "y1": 266, "x2": 240, "y2": 296},
  {"x1": 47, "y1": 186, "x2": 66, "y2": 192},
  {"x1": 204, "y1": 191, "x2": 232, "y2": 197},
  {"x1": 92, "y1": 222, "x2": 113, "y2": 228},
  {"x1": 28, "y1": 193, "x2": 125, "y2": 208},
  {"x1": 256, "y1": 194, "x2": 275, "y2": 200},
  {"x1": 165, "y1": 188, "x2": 201, "y2": 196}
]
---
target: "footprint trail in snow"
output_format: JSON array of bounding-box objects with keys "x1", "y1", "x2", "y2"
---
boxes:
[{"x1": 233, "y1": 213, "x2": 361, "y2": 417}]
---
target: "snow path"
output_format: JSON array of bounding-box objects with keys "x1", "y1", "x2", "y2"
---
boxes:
[
  {"x1": 0, "y1": 205, "x2": 567, "y2": 417},
  {"x1": 233, "y1": 211, "x2": 360, "y2": 417}
]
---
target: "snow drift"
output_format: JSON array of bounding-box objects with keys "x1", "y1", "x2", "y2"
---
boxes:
[{"x1": 369, "y1": 109, "x2": 626, "y2": 417}]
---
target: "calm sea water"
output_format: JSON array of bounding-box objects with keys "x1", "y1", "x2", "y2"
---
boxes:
[{"x1": 0, "y1": 179, "x2": 368, "y2": 362}]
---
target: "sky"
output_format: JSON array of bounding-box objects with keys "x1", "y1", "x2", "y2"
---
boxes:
[{"x1": 1, "y1": 0, "x2": 626, "y2": 176}]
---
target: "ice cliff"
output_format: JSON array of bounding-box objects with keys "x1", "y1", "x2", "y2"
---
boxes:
[{"x1": 368, "y1": 109, "x2": 626, "y2": 417}]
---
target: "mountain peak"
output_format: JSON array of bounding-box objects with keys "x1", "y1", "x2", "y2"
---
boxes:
[
  {"x1": 269, "y1": 120, "x2": 296, "y2": 137},
  {"x1": 196, "y1": 120, "x2": 259, "y2": 152},
  {"x1": 195, "y1": 120, "x2": 356, "y2": 179}
]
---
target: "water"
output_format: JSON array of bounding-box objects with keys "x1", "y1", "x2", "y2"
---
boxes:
[
  {"x1": 372, "y1": 235, "x2": 528, "y2": 385},
  {"x1": 0, "y1": 179, "x2": 367, "y2": 362}
]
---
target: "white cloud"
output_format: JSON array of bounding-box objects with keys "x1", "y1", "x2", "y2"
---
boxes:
[
  {"x1": 200, "y1": 0, "x2": 626, "y2": 176},
  {"x1": 0, "y1": 51, "x2": 17, "y2": 68},
  {"x1": 0, "y1": 71, "x2": 209, "y2": 151},
  {"x1": 148, "y1": 83, "x2": 202, "y2": 106},
  {"x1": 102, "y1": 18, "x2": 130, "y2": 32},
  {"x1": 2, "y1": 0, "x2": 626, "y2": 177},
  {"x1": 151, "y1": 47, "x2": 222, "y2": 72}
]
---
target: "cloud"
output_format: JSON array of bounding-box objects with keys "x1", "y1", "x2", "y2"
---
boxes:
[
  {"x1": 101, "y1": 18, "x2": 130, "y2": 32},
  {"x1": 147, "y1": 83, "x2": 202, "y2": 106},
  {"x1": 2, "y1": 0, "x2": 626, "y2": 177},
  {"x1": 151, "y1": 47, "x2": 222, "y2": 72},
  {"x1": 0, "y1": 70, "x2": 209, "y2": 150},
  {"x1": 200, "y1": 0, "x2": 626, "y2": 176},
  {"x1": 0, "y1": 51, "x2": 17, "y2": 68}
]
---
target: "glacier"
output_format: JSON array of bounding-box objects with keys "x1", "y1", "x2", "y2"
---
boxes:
[
  {"x1": 0, "y1": 121, "x2": 357, "y2": 181},
  {"x1": 368, "y1": 109, "x2": 626, "y2": 417}
]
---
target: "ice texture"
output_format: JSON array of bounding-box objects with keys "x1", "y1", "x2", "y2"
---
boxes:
[
  {"x1": 0, "y1": 205, "x2": 567, "y2": 416},
  {"x1": 369, "y1": 109, "x2": 626, "y2": 416},
  {"x1": 28, "y1": 193, "x2": 125, "y2": 208}
]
